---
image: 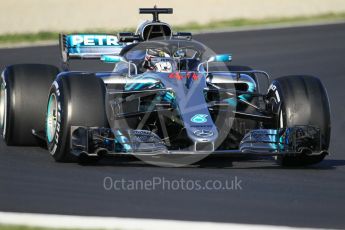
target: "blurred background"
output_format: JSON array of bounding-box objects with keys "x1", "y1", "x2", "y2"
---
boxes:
[
  {"x1": 1, "y1": 0, "x2": 345, "y2": 34},
  {"x1": 1, "y1": 1, "x2": 345, "y2": 230}
]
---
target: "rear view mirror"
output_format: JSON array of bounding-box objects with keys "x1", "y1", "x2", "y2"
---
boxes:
[{"x1": 197, "y1": 54, "x2": 232, "y2": 74}]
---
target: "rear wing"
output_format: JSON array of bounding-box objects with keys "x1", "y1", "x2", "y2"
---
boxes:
[{"x1": 59, "y1": 33, "x2": 126, "y2": 69}]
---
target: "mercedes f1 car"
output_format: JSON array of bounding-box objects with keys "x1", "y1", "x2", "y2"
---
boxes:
[{"x1": 0, "y1": 7, "x2": 330, "y2": 166}]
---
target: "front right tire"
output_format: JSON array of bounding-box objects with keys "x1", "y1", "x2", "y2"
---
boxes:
[
  {"x1": 267, "y1": 75, "x2": 331, "y2": 166},
  {"x1": 1, "y1": 64, "x2": 59, "y2": 146}
]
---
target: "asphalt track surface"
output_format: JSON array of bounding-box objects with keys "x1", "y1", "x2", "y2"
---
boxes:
[{"x1": 1, "y1": 23, "x2": 345, "y2": 229}]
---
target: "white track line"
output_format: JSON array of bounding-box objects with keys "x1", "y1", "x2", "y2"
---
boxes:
[{"x1": 0, "y1": 211, "x2": 323, "y2": 230}]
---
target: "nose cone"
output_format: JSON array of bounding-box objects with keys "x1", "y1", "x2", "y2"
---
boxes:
[
  {"x1": 184, "y1": 113, "x2": 219, "y2": 145},
  {"x1": 167, "y1": 73, "x2": 218, "y2": 149}
]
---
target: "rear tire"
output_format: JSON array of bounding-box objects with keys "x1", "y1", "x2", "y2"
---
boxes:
[
  {"x1": 46, "y1": 73, "x2": 108, "y2": 162},
  {"x1": 267, "y1": 75, "x2": 331, "y2": 166},
  {"x1": 1, "y1": 64, "x2": 59, "y2": 145}
]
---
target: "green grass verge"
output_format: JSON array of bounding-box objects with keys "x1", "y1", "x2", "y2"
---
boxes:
[
  {"x1": 0, "y1": 225, "x2": 105, "y2": 230},
  {"x1": 1, "y1": 12, "x2": 345, "y2": 45},
  {"x1": 0, "y1": 225, "x2": 65, "y2": 230},
  {"x1": 174, "y1": 12, "x2": 345, "y2": 31}
]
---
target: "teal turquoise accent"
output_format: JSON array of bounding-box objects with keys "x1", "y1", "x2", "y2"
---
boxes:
[
  {"x1": 279, "y1": 135, "x2": 285, "y2": 151},
  {"x1": 123, "y1": 74, "x2": 177, "y2": 112},
  {"x1": 162, "y1": 91, "x2": 176, "y2": 107},
  {"x1": 191, "y1": 114, "x2": 208, "y2": 123},
  {"x1": 223, "y1": 98, "x2": 237, "y2": 107},
  {"x1": 114, "y1": 130, "x2": 132, "y2": 152},
  {"x1": 124, "y1": 75, "x2": 159, "y2": 91},
  {"x1": 66, "y1": 34, "x2": 121, "y2": 47},
  {"x1": 263, "y1": 129, "x2": 286, "y2": 151},
  {"x1": 210, "y1": 54, "x2": 232, "y2": 62},
  {"x1": 238, "y1": 81, "x2": 256, "y2": 101},
  {"x1": 223, "y1": 81, "x2": 255, "y2": 106},
  {"x1": 46, "y1": 95, "x2": 54, "y2": 143},
  {"x1": 66, "y1": 34, "x2": 124, "y2": 55},
  {"x1": 101, "y1": 55, "x2": 123, "y2": 63}
]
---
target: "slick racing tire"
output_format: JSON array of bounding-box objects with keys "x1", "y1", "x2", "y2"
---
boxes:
[
  {"x1": 267, "y1": 75, "x2": 331, "y2": 166},
  {"x1": 0, "y1": 64, "x2": 59, "y2": 146},
  {"x1": 46, "y1": 73, "x2": 108, "y2": 162}
]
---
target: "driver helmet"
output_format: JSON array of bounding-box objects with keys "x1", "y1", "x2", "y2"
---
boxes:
[{"x1": 143, "y1": 49, "x2": 176, "y2": 73}]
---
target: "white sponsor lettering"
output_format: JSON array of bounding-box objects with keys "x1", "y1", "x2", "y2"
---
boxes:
[
  {"x1": 96, "y1": 35, "x2": 106, "y2": 45},
  {"x1": 70, "y1": 35, "x2": 119, "y2": 46},
  {"x1": 106, "y1": 36, "x2": 118, "y2": 45},
  {"x1": 71, "y1": 35, "x2": 84, "y2": 46},
  {"x1": 83, "y1": 35, "x2": 95, "y2": 46}
]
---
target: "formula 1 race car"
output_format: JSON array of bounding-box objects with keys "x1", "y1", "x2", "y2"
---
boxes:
[{"x1": 0, "y1": 7, "x2": 330, "y2": 166}]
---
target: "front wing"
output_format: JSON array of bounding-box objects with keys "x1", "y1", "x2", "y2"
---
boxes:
[{"x1": 70, "y1": 125, "x2": 326, "y2": 158}]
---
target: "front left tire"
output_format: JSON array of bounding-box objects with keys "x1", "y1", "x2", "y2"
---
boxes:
[{"x1": 46, "y1": 73, "x2": 108, "y2": 162}]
